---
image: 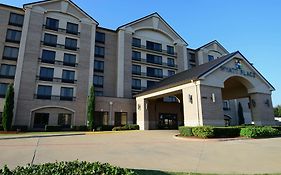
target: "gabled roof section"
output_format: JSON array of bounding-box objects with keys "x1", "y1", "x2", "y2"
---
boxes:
[
  {"x1": 0, "y1": 3, "x2": 24, "y2": 11},
  {"x1": 196, "y1": 40, "x2": 229, "y2": 54},
  {"x1": 136, "y1": 51, "x2": 275, "y2": 97},
  {"x1": 117, "y1": 12, "x2": 188, "y2": 45},
  {"x1": 23, "y1": 0, "x2": 99, "y2": 24}
]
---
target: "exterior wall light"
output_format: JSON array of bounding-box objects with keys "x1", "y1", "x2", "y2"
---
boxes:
[
  {"x1": 251, "y1": 99, "x2": 256, "y2": 108},
  {"x1": 138, "y1": 104, "x2": 141, "y2": 110},
  {"x1": 211, "y1": 93, "x2": 216, "y2": 103},
  {"x1": 265, "y1": 99, "x2": 270, "y2": 107},
  {"x1": 189, "y1": 94, "x2": 193, "y2": 104}
]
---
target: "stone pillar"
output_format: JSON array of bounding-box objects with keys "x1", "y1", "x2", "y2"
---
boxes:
[
  {"x1": 136, "y1": 98, "x2": 149, "y2": 130},
  {"x1": 250, "y1": 93, "x2": 275, "y2": 126}
]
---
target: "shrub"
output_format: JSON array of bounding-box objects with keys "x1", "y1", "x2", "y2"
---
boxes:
[
  {"x1": 45, "y1": 125, "x2": 62, "y2": 132},
  {"x1": 112, "y1": 124, "x2": 140, "y2": 131},
  {"x1": 2, "y1": 84, "x2": 14, "y2": 131},
  {"x1": 179, "y1": 126, "x2": 193, "y2": 137},
  {"x1": 12, "y1": 125, "x2": 28, "y2": 132},
  {"x1": 95, "y1": 125, "x2": 115, "y2": 131},
  {"x1": 272, "y1": 126, "x2": 281, "y2": 131},
  {"x1": 240, "y1": 126, "x2": 280, "y2": 138},
  {"x1": 71, "y1": 125, "x2": 88, "y2": 131},
  {"x1": 192, "y1": 126, "x2": 215, "y2": 138},
  {"x1": 213, "y1": 127, "x2": 241, "y2": 138},
  {"x1": 0, "y1": 161, "x2": 137, "y2": 175},
  {"x1": 0, "y1": 125, "x2": 3, "y2": 131}
]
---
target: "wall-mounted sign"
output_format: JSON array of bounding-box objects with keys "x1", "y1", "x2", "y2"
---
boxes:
[{"x1": 220, "y1": 60, "x2": 256, "y2": 78}]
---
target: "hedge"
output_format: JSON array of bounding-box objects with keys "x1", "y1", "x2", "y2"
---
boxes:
[
  {"x1": 0, "y1": 125, "x2": 3, "y2": 131},
  {"x1": 112, "y1": 124, "x2": 140, "y2": 131},
  {"x1": 192, "y1": 126, "x2": 215, "y2": 138},
  {"x1": 179, "y1": 126, "x2": 193, "y2": 137},
  {"x1": 240, "y1": 126, "x2": 281, "y2": 138},
  {"x1": 95, "y1": 125, "x2": 115, "y2": 131},
  {"x1": 12, "y1": 125, "x2": 28, "y2": 132},
  {"x1": 0, "y1": 161, "x2": 137, "y2": 175},
  {"x1": 45, "y1": 125, "x2": 62, "y2": 132},
  {"x1": 71, "y1": 125, "x2": 88, "y2": 131}
]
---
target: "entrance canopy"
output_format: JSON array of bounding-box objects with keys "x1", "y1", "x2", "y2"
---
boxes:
[{"x1": 136, "y1": 51, "x2": 275, "y2": 130}]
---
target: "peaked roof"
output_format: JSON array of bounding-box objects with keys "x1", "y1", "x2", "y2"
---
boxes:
[
  {"x1": 196, "y1": 40, "x2": 229, "y2": 54},
  {"x1": 23, "y1": 0, "x2": 99, "y2": 24},
  {"x1": 117, "y1": 12, "x2": 188, "y2": 45},
  {"x1": 136, "y1": 51, "x2": 275, "y2": 97}
]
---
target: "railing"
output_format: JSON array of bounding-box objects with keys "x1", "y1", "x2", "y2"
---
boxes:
[
  {"x1": 34, "y1": 94, "x2": 76, "y2": 101},
  {"x1": 132, "y1": 44, "x2": 177, "y2": 57},
  {"x1": 41, "y1": 41, "x2": 79, "y2": 51},
  {"x1": 132, "y1": 72, "x2": 168, "y2": 79},
  {"x1": 0, "y1": 74, "x2": 15, "y2": 79},
  {"x1": 43, "y1": 25, "x2": 80, "y2": 36},
  {"x1": 132, "y1": 58, "x2": 178, "y2": 69},
  {"x1": 2, "y1": 56, "x2": 18, "y2": 61},
  {"x1": 36, "y1": 76, "x2": 77, "y2": 84},
  {"x1": 38, "y1": 58, "x2": 78, "y2": 67}
]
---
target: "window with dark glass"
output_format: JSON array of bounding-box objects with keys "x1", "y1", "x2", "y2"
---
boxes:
[
  {"x1": 167, "y1": 58, "x2": 175, "y2": 67},
  {"x1": 45, "y1": 17, "x2": 59, "y2": 31},
  {"x1": 94, "y1": 111, "x2": 109, "y2": 126},
  {"x1": 168, "y1": 70, "x2": 175, "y2": 77},
  {"x1": 33, "y1": 113, "x2": 49, "y2": 128},
  {"x1": 62, "y1": 70, "x2": 75, "y2": 83},
  {"x1": 65, "y1": 37, "x2": 77, "y2": 50},
  {"x1": 147, "y1": 80, "x2": 157, "y2": 88},
  {"x1": 37, "y1": 85, "x2": 52, "y2": 99},
  {"x1": 163, "y1": 96, "x2": 177, "y2": 103},
  {"x1": 41, "y1": 50, "x2": 55, "y2": 64},
  {"x1": 60, "y1": 87, "x2": 74, "y2": 101},
  {"x1": 43, "y1": 33, "x2": 57, "y2": 47},
  {"x1": 94, "y1": 60, "x2": 104, "y2": 72},
  {"x1": 96, "y1": 32, "x2": 105, "y2": 43},
  {"x1": 132, "y1": 79, "x2": 141, "y2": 90},
  {"x1": 132, "y1": 38, "x2": 141, "y2": 47},
  {"x1": 95, "y1": 90, "x2": 103, "y2": 97},
  {"x1": 39, "y1": 67, "x2": 54, "y2": 81},
  {"x1": 63, "y1": 53, "x2": 76, "y2": 66},
  {"x1": 132, "y1": 64, "x2": 141, "y2": 75},
  {"x1": 208, "y1": 55, "x2": 214, "y2": 62},
  {"x1": 132, "y1": 51, "x2": 141, "y2": 61},
  {"x1": 0, "y1": 112, "x2": 2, "y2": 124},
  {"x1": 0, "y1": 64, "x2": 16, "y2": 78},
  {"x1": 3, "y1": 46, "x2": 19, "y2": 60},
  {"x1": 95, "y1": 46, "x2": 105, "y2": 57},
  {"x1": 146, "y1": 67, "x2": 163, "y2": 78},
  {"x1": 66, "y1": 22, "x2": 78, "y2": 35},
  {"x1": 58, "y1": 113, "x2": 72, "y2": 127},
  {"x1": 9, "y1": 13, "x2": 24, "y2": 27},
  {"x1": 146, "y1": 54, "x2": 162, "y2": 64},
  {"x1": 189, "y1": 53, "x2": 196, "y2": 62},
  {"x1": 0, "y1": 83, "x2": 8, "y2": 98},
  {"x1": 146, "y1": 41, "x2": 162, "y2": 52},
  {"x1": 167, "y1": 45, "x2": 174, "y2": 55},
  {"x1": 6, "y1": 29, "x2": 21, "y2": 43},
  {"x1": 115, "y1": 112, "x2": 127, "y2": 126},
  {"x1": 223, "y1": 100, "x2": 230, "y2": 110},
  {"x1": 93, "y1": 75, "x2": 103, "y2": 87}
]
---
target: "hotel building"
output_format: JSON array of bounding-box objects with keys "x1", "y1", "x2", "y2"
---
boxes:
[{"x1": 0, "y1": 0, "x2": 275, "y2": 130}]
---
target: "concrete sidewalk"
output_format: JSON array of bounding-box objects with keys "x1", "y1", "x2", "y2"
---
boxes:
[{"x1": 0, "y1": 130, "x2": 281, "y2": 174}]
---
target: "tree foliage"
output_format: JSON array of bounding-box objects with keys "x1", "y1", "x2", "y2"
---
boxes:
[
  {"x1": 274, "y1": 105, "x2": 281, "y2": 117},
  {"x1": 87, "y1": 85, "x2": 95, "y2": 131},
  {"x1": 2, "y1": 84, "x2": 14, "y2": 131}
]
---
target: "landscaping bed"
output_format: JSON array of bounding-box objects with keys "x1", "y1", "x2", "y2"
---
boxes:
[{"x1": 179, "y1": 126, "x2": 281, "y2": 139}]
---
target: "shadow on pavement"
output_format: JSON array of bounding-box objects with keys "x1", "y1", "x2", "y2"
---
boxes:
[
  {"x1": 0, "y1": 133, "x2": 85, "y2": 140},
  {"x1": 134, "y1": 169, "x2": 171, "y2": 175}
]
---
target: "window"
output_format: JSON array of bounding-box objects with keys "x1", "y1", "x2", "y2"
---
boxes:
[
  {"x1": 115, "y1": 112, "x2": 127, "y2": 126},
  {"x1": 208, "y1": 55, "x2": 214, "y2": 62},
  {"x1": 0, "y1": 83, "x2": 8, "y2": 98},
  {"x1": 9, "y1": 13, "x2": 24, "y2": 27},
  {"x1": 39, "y1": 67, "x2": 54, "y2": 81},
  {"x1": 65, "y1": 37, "x2": 77, "y2": 50},
  {"x1": 63, "y1": 53, "x2": 76, "y2": 67},
  {"x1": 167, "y1": 45, "x2": 174, "y2": 55},
  {"x1": 45, "y1": 17, "x2": 59, "y2": 31},
  {"x1": 0, "y1": 64, "x2": 16, "y2": 78},
  {"x1": 146, "y1": 54, "x2": 162, "y2": 64},
  {"x1": 96, "y1": 32, "x2": 105, "y2": 43},
  {"x1": 41, "y1": 50, "x2": 55, "y2": 64},
  {"x1": 43, "y1": 33, "x2": 57, "y2": 47},
  {"x1": 60, "y1": 87, "x2": 74, "y2": 101},
  {"x1": 167, "y1": 58, "x2": 175, "y2": 67},
  {"x1": 132, "y1": 38, "x2": 141, "y2": 47},
  {"x1": 58, "y1": 113, "x2": 72, "y2": 127},
  {"x1": 163, "y1": 96, "x2": 178, "y2": 103},
  {"x1": 34, "y1": 113, "x2": 49, "y2": 128},
  {"x1": 95, "y1": 90, "x2": 103, "y2": 97},
  {"x1": 95, "y1": 46, "x2": 105, "y2": 57},
  {"x1": 132, "y1": 79, "x2": 141, "y2": 90},
  {"x1": 147, "y1": 67, "x2": 163, "y2": 78},
  {"x1": 94, "y1": 111, "x2": 109, "y2": 126},
  {"x1": 94, "y1": 60, "x2": 104, "y2": 72},
  {"x1": 168, "y1": 70, "x2": 175, "y2": 77},
  {"x1": 146, "y1": 41, "x2": 162, "y2": 52},
  {"x1": 6, "y1": 29, "x2": 21, "y2": 43},
  {"x1": 93, "y1": 75, "x2": 103, "y2": 87},
  {"x1": 132, "y1": 51, "x2": 141, "y2": 61},
  {"x1": 37, "y1": 85, "x2": 52, "y2": 99},
  {"x1": 62, "y1": 70, "x2": 75, "y2": 83},
  {"x1": 132, "y1": 64, "x2": 141, "y2": 75},
  {"x1": 3, "y1": 46, "x2": 19, "y2": 60},
  {"x1": 189, "y1": 53, "x2": 196, "y2": 62},
  {"x1": 223, "y1": 100, "x2": 230, "y2": 110},
  {"x1": 147, "y1": 80, "x2": 157, "y2": 88},
  {"x1": 66, "y1": 22, "x2": 78, "y2": 35}
]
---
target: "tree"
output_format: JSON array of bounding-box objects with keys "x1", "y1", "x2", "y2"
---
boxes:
[
  {"x1": 274, "y1": 105, "x2": 281, "y2": 117},
  {"x1": 238, "y1": 102, "x2": 245, "y2": 125},
  {"x1": 2, "y1": 84, "x2": 14, "y2": 131},
  {"x1": 87, "y1": 85, "x2": 95, "y2": 131}
]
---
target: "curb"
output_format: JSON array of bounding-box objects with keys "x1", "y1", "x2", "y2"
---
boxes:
[{"x1": 173, "y1": 134, "x2": 250, "y2": 142}]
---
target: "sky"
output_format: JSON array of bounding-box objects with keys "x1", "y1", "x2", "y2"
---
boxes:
[{"x1": 1, "y1": 0, "x2": 281, "y2": 106}]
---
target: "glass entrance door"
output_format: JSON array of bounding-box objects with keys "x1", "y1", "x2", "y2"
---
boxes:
[{"x1": 159, "y1": 113, "x2": 178, "y2": 129}]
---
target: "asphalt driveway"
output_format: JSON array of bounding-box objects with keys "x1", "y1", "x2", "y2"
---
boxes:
[{"x1": 0, "y1": 130, "x2": 281, "y2": 174}]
